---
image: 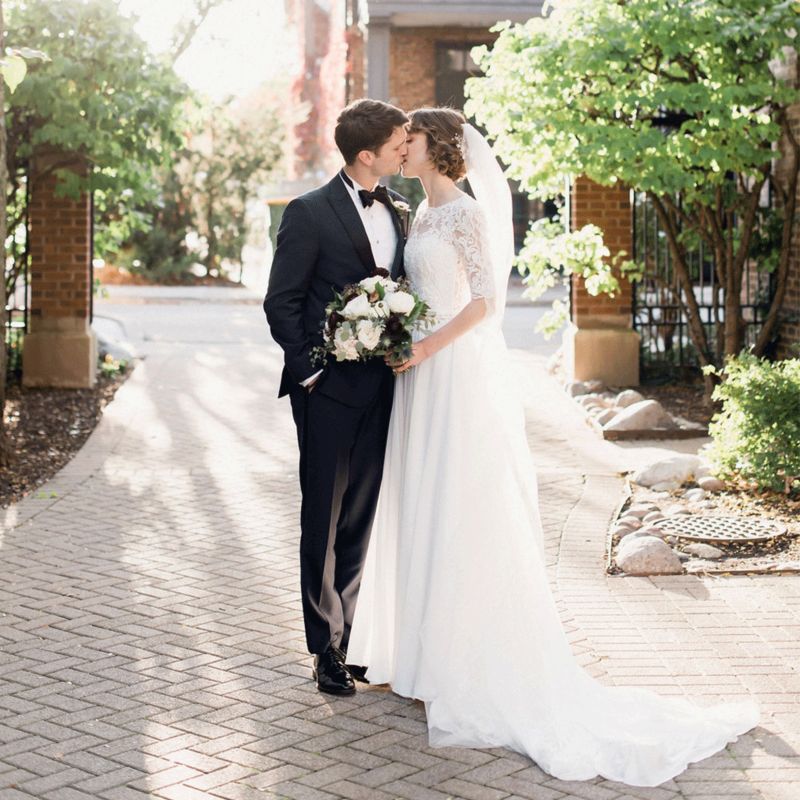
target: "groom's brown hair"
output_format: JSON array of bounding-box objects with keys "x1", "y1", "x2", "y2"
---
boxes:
[{"x1": 335, "y1": 99, "x2": 409, "y2": 164}]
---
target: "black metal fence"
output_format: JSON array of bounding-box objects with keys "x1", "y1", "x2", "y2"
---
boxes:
[
  {"x1": 4, "y1": 175, "x2": 29, "y2": 383},
  {"x1": 631, "y1": 190, "x2": 773, "y2": 375}
]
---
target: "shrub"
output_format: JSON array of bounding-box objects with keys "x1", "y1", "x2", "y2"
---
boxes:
[{"x1": 705, "y1": 354, "x2": 800, "y2": 494}]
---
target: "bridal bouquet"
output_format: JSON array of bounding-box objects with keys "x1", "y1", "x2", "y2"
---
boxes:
[{"x1": 313, "y1": 270, "x2": 434, "y2": 367}]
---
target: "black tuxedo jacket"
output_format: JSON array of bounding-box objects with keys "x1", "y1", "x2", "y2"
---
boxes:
[{"x1": 264, "y1": 173, "x2": 407, "y2": 408}]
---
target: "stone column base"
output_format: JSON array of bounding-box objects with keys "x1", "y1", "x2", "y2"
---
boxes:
[
  {"x1": 562, "y1": 324, "x2": 640, "y2": 387},
  {"x1": 23, "y1": 321, "x2": 97, "y2": 389}
]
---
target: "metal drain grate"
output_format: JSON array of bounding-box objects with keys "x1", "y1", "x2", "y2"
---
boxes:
[{"x1": 653, "y1": 515, "x2": 788, "y2": 544}]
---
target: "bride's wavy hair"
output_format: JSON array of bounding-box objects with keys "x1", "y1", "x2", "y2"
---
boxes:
[{"x1": 408, "y1": 108, "x2": 466, "y2": 181}]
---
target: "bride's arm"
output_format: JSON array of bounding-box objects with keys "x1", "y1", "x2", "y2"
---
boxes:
[{"x1": 393, "y1": 298, "x2": 487, "y2": 372}]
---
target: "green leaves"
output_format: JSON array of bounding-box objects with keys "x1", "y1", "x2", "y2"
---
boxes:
[
  {"x1": 516, "y1": 217, "x2": 640, "y2": 338},
  {"x1": 465, "y1": 0, "x2": 798, "y2": 203},
  {"x1": 6, "y1": 0, "x2": 188, "y2": 198},
  {"x1": 706, "y1": 354, "x2": 800, "y2": 494},
  {"x1": 0, "y1": 46, "x2": 48, "y2": 93}
]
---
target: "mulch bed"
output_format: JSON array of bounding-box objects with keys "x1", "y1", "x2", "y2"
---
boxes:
[
  {"x1": 96, "y1": 264, "x2": 240, "y2": 287},
  {"x1": 639, "y1": 380, "x2": 715, "y2": 428},
  {"x1": 1, "y1": 369, "x2": 130, "y2": 508}
]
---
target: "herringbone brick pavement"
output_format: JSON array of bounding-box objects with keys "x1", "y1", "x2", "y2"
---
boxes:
[{"x1": 1, "y1": 295, "x2": 797, "y2": 800}]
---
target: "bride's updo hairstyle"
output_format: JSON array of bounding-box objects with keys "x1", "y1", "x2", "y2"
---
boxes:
[{"x1": 408, "y1": 108, "x2": 467, "y2": 181}]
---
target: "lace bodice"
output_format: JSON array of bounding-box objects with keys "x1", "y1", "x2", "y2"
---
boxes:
[{"x1": 404, "y1": 194, "x2": 495, "y2": 325}]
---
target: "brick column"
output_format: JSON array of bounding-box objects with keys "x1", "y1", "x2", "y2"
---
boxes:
[
  {"x1": 23, "y1": 151, "x2": 96, "y2": 388},
  {"x1": 561, "y1": 177, "x2": 640, "y2": 386}
]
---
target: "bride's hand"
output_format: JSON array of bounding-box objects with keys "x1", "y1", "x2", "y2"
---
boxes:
[{"x1": 393, "y1": 341, "x2": 429, "y2": 374}]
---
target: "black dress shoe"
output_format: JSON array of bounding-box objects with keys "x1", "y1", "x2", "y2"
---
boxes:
[
  {"x1": 333, "y1": 646, "x2": 370, "y2": 684},
  {"x1": 313, "y1": 646, "x2": 355, "y2": 696},
  {"x1": 345, "y1": 663, "x2": 369, "y2": 684}
]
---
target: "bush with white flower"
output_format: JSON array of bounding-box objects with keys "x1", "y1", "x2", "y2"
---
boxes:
[{"x1": 313, "y1": 270, "x2": 434, "y2": 367}]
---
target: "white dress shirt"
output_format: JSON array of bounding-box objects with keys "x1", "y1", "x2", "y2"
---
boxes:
[
  {"x1": 341, "y1": 172, "x2": 398, "y2": 273},
  {"x1": 301, "y1": 172, "x2": 399, "y2": 388}
]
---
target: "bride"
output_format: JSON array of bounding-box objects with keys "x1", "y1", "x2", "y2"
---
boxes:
[{"x1": 347, "y1": 107, "x2": 759, "y2": 787}]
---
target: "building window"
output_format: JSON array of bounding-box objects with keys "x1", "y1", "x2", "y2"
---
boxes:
[
  {"x1": 435, "y1": 43, "x2": 482, "y2": 107},
  {"x1": 435, "y1": 42, "x2": 544, "y2": 253}
]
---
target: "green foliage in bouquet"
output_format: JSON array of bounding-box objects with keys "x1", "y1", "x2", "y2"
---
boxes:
[
  {"x1": 313, "y1": 275, "x2": 434, "y2": 368},
  {"x1": 704, "y1": 354, "x2": 800, "y2": 495}
]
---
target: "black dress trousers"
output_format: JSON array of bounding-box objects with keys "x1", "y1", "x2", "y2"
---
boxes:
[{"x1": 289, "y1": 372, "x2": 394, "y2": 654}]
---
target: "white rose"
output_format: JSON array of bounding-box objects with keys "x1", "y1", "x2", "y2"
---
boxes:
[
  {"x1": 358, "y1": 276, "x2": 380, "y2": 293},
  {"x1": 356, "y1": 319, "x2": 382, "y2": 351},
  {"x1": 385, "y1": 290, "x2": 415, "y2": 315},
  {"x1": 341, "y1": 293, "x2": 371, "y2": 319},
  {"x1": 380, "y1": 277, "x2": 399, "y2": 291},
  {"x1": 334, "y1": 324, "x2": 360, "y2": 360}
]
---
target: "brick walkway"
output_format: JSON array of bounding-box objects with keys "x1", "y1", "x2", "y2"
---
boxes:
[{"x1": 1, "y1": 293, "x2": 798, "y2": 800}]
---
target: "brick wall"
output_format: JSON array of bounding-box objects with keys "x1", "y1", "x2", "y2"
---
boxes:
[
  {"x1": 345, "y1": 23, "x2": 365, "y2": 102},
  {"x1": 570, "y1": 177, "x2": 633, "y2": 328},
  {"x1": 285, "y1": 0, "x2": 346, "y2": 180},
  {"x1": 28, "y1": 158, "x2": 91, "y2": 323},
  {"x1": 388, "y1": 27, "x2": 493, "y2": 110}
]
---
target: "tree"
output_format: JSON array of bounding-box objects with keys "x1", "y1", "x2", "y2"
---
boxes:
[
  {"x1": 1, "y1": 0, "x2": 8, "y2": 466},
  {"x1": 0, "y1": 0, "x2": 47, "y2": 466},
  {"x1": 4, "y1": 0, "x2": 189, "y2": 284},
  {"x1": 466, "y1": 0, "x2": 799, "y2": 371},
  {"x1": 168, "y1": 0, "x2": 230, "y2": 65},
  {"x1": 186, "y1": 97, "x2": 282, "y2": 277}
]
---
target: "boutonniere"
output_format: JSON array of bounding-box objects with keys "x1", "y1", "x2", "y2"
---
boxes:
[
  {"x1": 390, "y1": 199, "x2": 410, "y2": 215},
  {"x1": 390, "y1": 198, "x2": 411, "y2": 238}
]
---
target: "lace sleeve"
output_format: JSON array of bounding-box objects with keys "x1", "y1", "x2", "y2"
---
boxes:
[{"x1": 453, "y1": 201, "x2": 496, "y2": 301}]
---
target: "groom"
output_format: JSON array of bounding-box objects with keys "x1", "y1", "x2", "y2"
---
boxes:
[{"x1": 264, "y1": 99, "x2": 409, "y2": 695}]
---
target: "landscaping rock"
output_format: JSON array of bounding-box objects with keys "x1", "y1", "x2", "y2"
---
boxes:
[
  {"x1": 577, "y1": 393, "x2": 607, "y2": 409},
  {"x1": 694, "y1": 462, "x2": 713, "y2": 479},
  {"x1": 682, "y1": 543, "x2": 725, "y2": 560},
  {"x1": 683, "y1": 488, "x2": 707, "y2": 503},
  {"x1": 565, "y1": 380, "x2": 590, "y2": 397},
  {"x1": 663, "y1": 504, "x2": 692, "y2": 516},
  {"x1": 637, "y1": 525, "x2": 669, "y2": 538},
  {"x1": 616, "y1": 535, "x2": 684, "y2": 575},
  {"x1": 617, "y1": 515, "x2": 643, "y2": 529},
  {"x1": 617, "y1": 527, "x2": 647, "y2": 541},
  {"x1": 604, "y1": 400, "x2": 678, "y2": 432},
  {"x1": 595, "y1": 408, "x2": 618, "y2": 426},
  {"x1": 625, "y1": 503, "x2": 659, "y2": 519},
  {"x1": 632, "y1": 454, "x2": 702, "y2": 488},
  {"x1": 614, "y1": 389, "x2": 645, "y2": 408},
  {"x1": 584, "y1": 379, "x2": 606, "y2": 394},
  {"x1": 643, "y1": 511, "x2": 666, "y2": 525},
  {"x1": 698, "y1": 476, "x2": 726, "y2": 492}
]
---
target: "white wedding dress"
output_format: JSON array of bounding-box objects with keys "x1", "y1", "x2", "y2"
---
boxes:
[{"x1": 347, "y1": 191, "x2": 759, "y2": 787}]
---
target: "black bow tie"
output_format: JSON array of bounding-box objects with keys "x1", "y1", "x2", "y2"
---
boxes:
[
  {"x1": 358, "y1": 185, "x2": 390, "y2": 209},
  {"x1": 340, "y1": 170, "x2": 391, "y2": 209}
]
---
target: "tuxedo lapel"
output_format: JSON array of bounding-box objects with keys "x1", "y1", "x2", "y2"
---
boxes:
[
  {"x1": 325, "y1": 176, "x2": 377, "y2": 276},
  {"x1": 389, "y1": 214, "x2": 405, "y2": 279}
]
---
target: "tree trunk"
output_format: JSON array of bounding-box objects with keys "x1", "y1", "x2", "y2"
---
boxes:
[
  {"x1": 755, "y1": 99, "x2": 800, "y2": 356},
  {"x1": 0, "y1": 0, "x2": 9, "y2": 467},
  {"x1": 649, "y1": 194, "x2": 713, "y2": 363}
]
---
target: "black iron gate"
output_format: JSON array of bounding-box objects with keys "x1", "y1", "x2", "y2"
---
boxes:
[
  {"x1": 4, "y1": 174, "x2": 30, "y2": 383},
  {"x1": 631, "y1": 190, "x2": 773, "y2": 374}
]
